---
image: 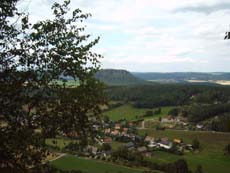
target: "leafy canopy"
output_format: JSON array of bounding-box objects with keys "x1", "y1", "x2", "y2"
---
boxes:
[{"x1": 0, "y1": 0, "x2": 105, "y2": 169}]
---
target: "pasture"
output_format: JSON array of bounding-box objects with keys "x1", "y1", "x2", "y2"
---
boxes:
[
  {"x1": 139, "y1": 129, "x2": 230, "y2": 173},
  {"x1": 51, "y1": 155, "x2": 146, "y2": 173},
  {"x1": 103, "y1": 104, "x2": 174, "y2": 121}
]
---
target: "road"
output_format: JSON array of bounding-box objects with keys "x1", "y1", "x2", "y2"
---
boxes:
[{"x1": 49, "y1": 153, "x2": 66, "y2": 162}]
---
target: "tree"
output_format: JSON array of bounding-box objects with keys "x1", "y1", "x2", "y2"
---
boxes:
[
  {"x1": 224, "y1": 144, "x2": 230, "y2": 155},
  {"x1": 195, "y1": 164, "x2": 203, "y2": 173},
  {"x1": 103, "y1": 115, "x2": 110, "y2": 123},
  {"x1": 0, "y1": 0, "x2": 105, "y2": 170},
  {"x1": 192, "y1": 139, "x2": 200, "y2": 150},
  {"x1": 174, "y1": 159, "x2": 189, "y2": 173},
  {"x1": 168, "y1": 108, "x2": 179, "y2": 117},
  {"x1": 101, "y1": 143, "x2": 112, "y2": 151},
  {"x1": 144, "y1": 110, "x2": 153, "y2": 117},
  {"x1": 154, "y1": 107, "x2": 161, "y2": 115},
  {"x1": 225, "y1": 31, "x2": 230, "y2": 39}
]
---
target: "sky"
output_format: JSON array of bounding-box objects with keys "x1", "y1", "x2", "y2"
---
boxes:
[{"x1": 18, "y1": 0, "x2": 230, "y2": 72}]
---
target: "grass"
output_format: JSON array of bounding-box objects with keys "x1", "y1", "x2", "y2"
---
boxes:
[
  {"x1": 51, "y1": 155, "x2": 146, "y2": 173},
  {"x1": 45, "y1": 138, "x2": 76, "y2": 149},
  {"x1": 104, "y1": 104, "x2": 174, "y2": 121},
  {"x1": 111, "y1": 141, "x2": 124, "y2": 150},
  {"x1": 139, "y1": 129, "x2": 230, "y2": 173},
  {"x1": 53, "y1": 80, "x2": 79, "y2": 88}
]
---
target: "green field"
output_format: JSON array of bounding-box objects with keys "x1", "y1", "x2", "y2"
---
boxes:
[
  {"x1": 104, "y1": 104, "x2": 174, "y2": 121},
  {"x1": 139, "y1": 129, "x2": 230, "y2": 173},
  {"x1": 51, "y1": 155, "x2": 147, "y2": 173},
  {"x1": 53, "y1": 80, "x2": 79, "y2": 87},
  {"x1": 46, "y1": 138, "x2": 76, "y2": 149}
]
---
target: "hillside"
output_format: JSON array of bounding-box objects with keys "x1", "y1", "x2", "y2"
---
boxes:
[
  {"x1": 132, "y1": 72, "x2": 230, "y2": 83},
  {"x1": 95, "y1": 69, "x2": 146, "y2": 85}
]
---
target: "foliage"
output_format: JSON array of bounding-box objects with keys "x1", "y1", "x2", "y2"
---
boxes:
[
  {"x1": 209, "y1": 114, "x2": 230, "y2": 132},
  {"x1": 187, "y1": 104, "x2": 230, "y2": 123},
  {"x1": 192, "y1": 139, "x2": 200, "y2": 150},
  {"x1": 154, "y1": 108, "x2": 161, "y2": 115},
  {"x1": 224, "y1": 144, "x2": 230, "y2": 155},
  {"x1": 64, "y1": 142, "x2": 79, "y2": 152},
  {"x1": 0, "y1": 0, "x2": 105, "y2": 169},
  {"x1": 144, "y1": 110, "x2": 153, "y2": 117},
  {"x1": 106, "y1": 84, "x2": 230, "y2": 108},
  {"x1": 195, "y1": 164, "x2": 203, "y2": 173},
  {"x1": 168, "y1": 108, "x2": 179, "y2": 117},
  {"x1": 101, "y1": 143, "x2": 112, "y2": 151}
]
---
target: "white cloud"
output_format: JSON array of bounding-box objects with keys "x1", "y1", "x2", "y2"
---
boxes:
[{"x1": 16, "y1": 0, "x2": 230, "y2": 72}]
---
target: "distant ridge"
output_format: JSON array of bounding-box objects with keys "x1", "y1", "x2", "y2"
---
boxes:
[
  {"x1": 132, "y1": 72, "x2": 230, "y2": 82},
  {"x1": 95, "y1": 69, "x2": 146, "y2": 86}
]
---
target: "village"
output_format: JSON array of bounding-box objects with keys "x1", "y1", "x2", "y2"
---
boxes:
[{"x1": 60, "y1": 117, "x2": 199, "y2": 161}]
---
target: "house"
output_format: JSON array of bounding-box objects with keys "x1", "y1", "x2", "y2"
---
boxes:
[
  {"x1": 65, "y1": 131, "x2": 79, "y2": 138},
  {"x1": 161, "y1": 137, "x2": 169, "y2": 143},
  {"x1": 124, "y1": 142, "x2": 135, "y2": 150},
  {"x1": 104, "y1": 128, "x2": 111, "y2": 134},
  {"x1": 93, "y1": 124, "x2": 100, "y2": 131},
  {"x1": 158, "y1": 138, "x2": 172, "y2": 149},
  {"x1": 148, "y1": 143, "x2": 158, "y2": 148},
  {"x1": 102, "y1": 150, "x2": 112, "y2": 157},
  {"x1": 128, "y1": 122, "x2": 133, "y2": 127},
  {"x1": 158, "y1": 141, "x2": 172, "y2": 149},
  {"x1": 87, "y1": 146, "x2": 99, "y2": 155},
  {"x1": 173, "y1": 138, "x2": 182, "y2": 144},
  {"x1": 111, "y1": 129, "x2": 120, "y2": 136},
  {"x1": 196, "y1": 124, "x2": 203, "y2": 129},
  {"x1": 143, "y1": 152, "x2": 152, "y2": 157},
  {"x1": 115, "y1": 123, "x2": 121, "y2": 130},
  {"x1": 123, "y1": 128, "x2": 128, "y2": 133},
  {"x1": 121, "y1": 131, "x2": 128, "y2": 136},
  {"x1": 145, "y1": 136, "x2": 155, "y2": 143},
  {"x1": 137, "y1": 146, "x2": 147, "y2": 153},
  {"x1": 103, "y1": 137, "x2": 112, "y2": 143},
  {"x1": 104, "y1": 123, "x2": 110, "y2": 128},
  {"x1": 161, "y1": 118, "x2": 174, "y2": 123}
]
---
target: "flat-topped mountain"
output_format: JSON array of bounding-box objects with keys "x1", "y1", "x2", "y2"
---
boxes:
[{"x1": 95, "y1": 69, "x2": 146, "y2": 85}]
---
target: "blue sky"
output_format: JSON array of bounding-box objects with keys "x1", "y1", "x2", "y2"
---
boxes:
[{"x1": 18, "y1": 0, "x2": 230, "y2": 72}]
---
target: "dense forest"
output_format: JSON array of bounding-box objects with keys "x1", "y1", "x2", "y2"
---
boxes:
[
  {"x1": 106, "y1": 84, "x2": 230, "y2": 129},
  {"x1": 106, "y1": 84, "x2": 230, "y2": 107}
]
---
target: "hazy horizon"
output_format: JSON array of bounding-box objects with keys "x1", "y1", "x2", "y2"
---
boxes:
[{"x1": 101, "y1": 68, "x2": 230, "y2": 73}]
